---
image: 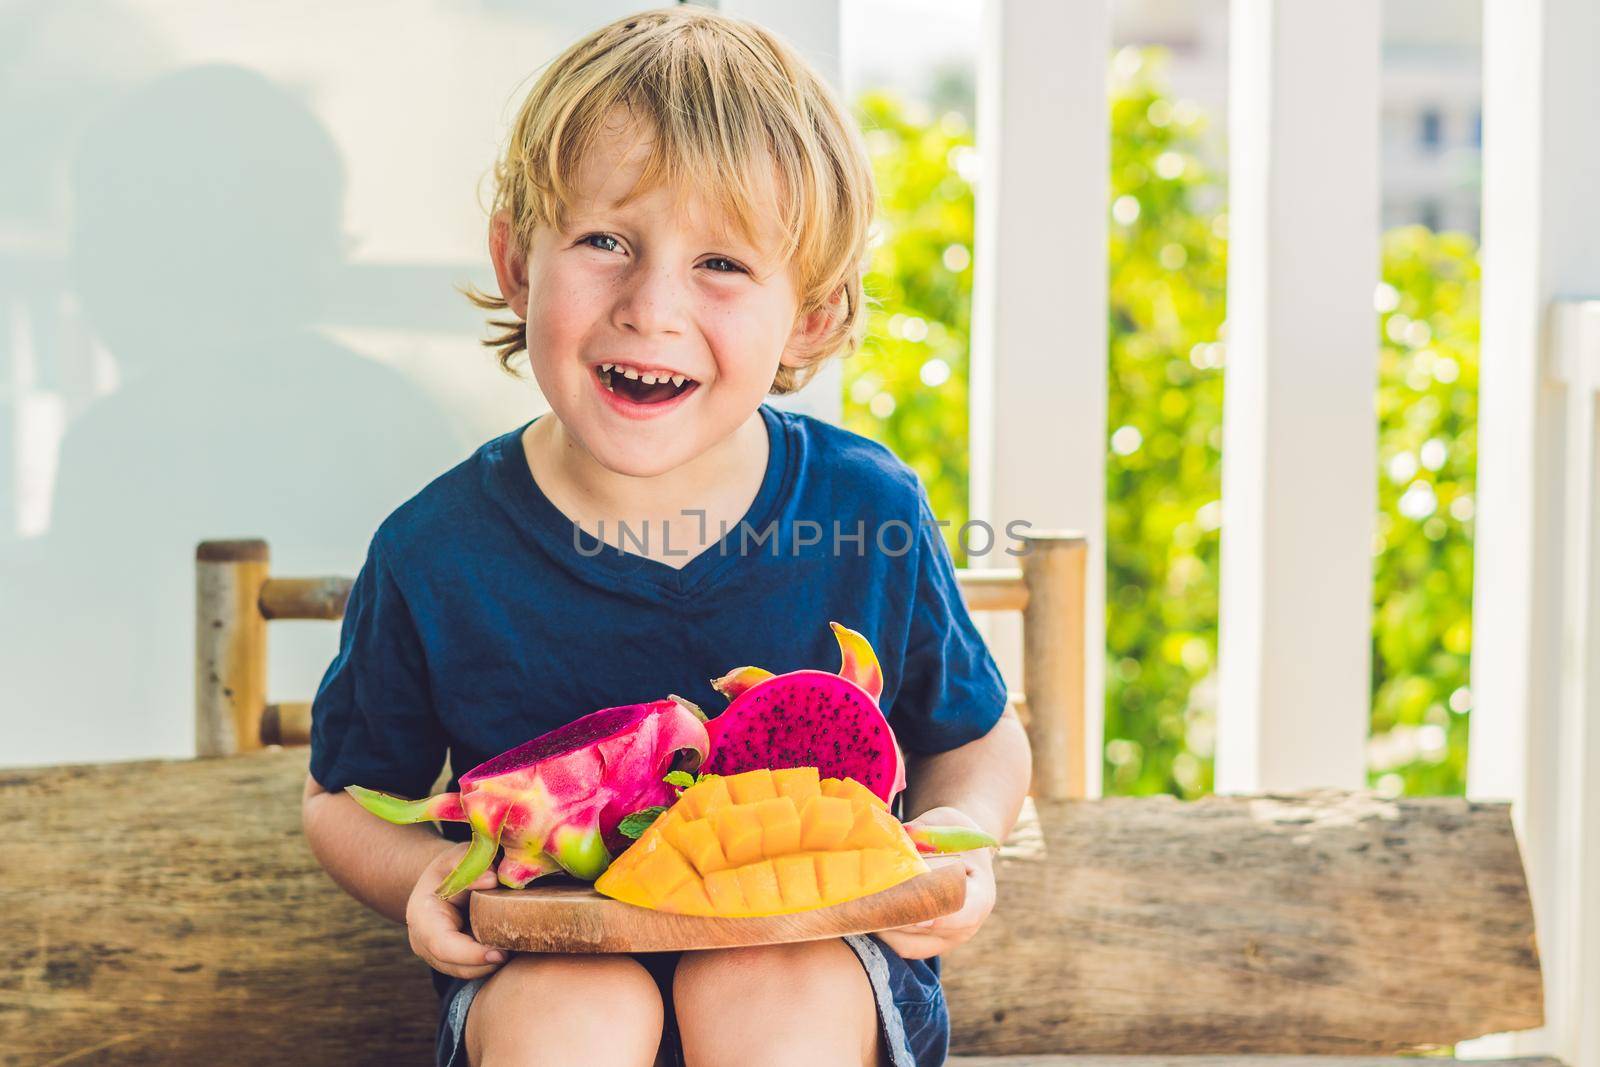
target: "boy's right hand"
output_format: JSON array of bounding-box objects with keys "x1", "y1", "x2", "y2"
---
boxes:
[{"x1": 406, "y1": 842, "x2": 510, "y2": 979}]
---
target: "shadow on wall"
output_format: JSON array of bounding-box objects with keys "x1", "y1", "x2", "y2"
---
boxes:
[{"x1": 1, "y1": 63, "x2": 466, "y2": 765}]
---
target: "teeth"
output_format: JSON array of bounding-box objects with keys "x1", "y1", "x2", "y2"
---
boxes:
[{"x1": 600, "y1": 363, "x2": 692, "y2": 390}]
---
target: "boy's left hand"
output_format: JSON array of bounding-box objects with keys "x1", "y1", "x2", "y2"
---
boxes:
[{"x1": 876, "y1": 806, "x2": 997, "y2": 961}]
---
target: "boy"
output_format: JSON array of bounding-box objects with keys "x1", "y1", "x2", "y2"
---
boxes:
[{"x1": 301, "y1": 8, "x2": 1031, "y2": 1066}]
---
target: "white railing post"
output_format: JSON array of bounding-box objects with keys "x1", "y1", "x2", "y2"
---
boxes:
[
  {"x1": 1549, "y1": 302, "x2": 1600, "y2": 1066},
  {"x1": 1468, "y1": 301, "x2": 1600, "y2": 1063},
  {"x1": 1465, "y1": 0, "x2": 1600, "y2": 1060},
  {"x1": 970, "y1": 0, "x2": 1108, "y2": 797},
  {"x1": 1214, "y1": 0, "x2": 1380, "y2": 792}
]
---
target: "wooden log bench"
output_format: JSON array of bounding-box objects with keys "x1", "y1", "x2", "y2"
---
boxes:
[{"x1": 0, "y1": 536, "x2": 1559, "y2": 1065}]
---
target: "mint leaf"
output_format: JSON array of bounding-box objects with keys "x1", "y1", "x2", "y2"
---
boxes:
[
  {"x1": 663, "y1": 770, "x2": 696, "y2": 789},
  {"x1": 618, "y1": 807, "x2": 667, "y2": 839}
]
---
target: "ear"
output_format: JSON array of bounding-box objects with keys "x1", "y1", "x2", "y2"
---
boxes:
[
  {"x1": 488, "y1": 212, "x2": 531, "y2": 319},
  {"x1": 779, "y1": 285, "x2": 848, "y2": 370}
]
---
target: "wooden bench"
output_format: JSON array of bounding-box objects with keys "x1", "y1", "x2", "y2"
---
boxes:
[{"x1": 0, "y1": 534, "x2": 1558, "y2": 1065}]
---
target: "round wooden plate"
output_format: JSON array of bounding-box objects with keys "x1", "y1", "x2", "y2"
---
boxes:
[{"x1": 470, "y1": 856, "x2": 967, "y2": 953}]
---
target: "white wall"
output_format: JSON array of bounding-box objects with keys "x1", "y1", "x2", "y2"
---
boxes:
[{"x1": 0, "y1": 0, "x2": 646, "y2": 766}]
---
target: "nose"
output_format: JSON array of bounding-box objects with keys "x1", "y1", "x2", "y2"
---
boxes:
[{"x1": 612, "y1": 257, "x2": 689, "y2": 337}]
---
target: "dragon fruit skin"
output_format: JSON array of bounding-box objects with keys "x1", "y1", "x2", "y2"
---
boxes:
[
  {"x1": 700, "y1": 622, "x2": 908, "y2": 804},
  {"x1": 346, "y1": 697, "x2": 709, "y2": 899}
]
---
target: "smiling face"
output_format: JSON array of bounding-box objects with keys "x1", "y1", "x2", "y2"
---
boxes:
[{"x1": 490, "y1": 110, "x2": 830, "y2": 479}]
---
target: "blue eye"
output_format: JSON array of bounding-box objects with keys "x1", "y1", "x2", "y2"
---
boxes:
[
  {"x1": 703, "y1": 257, "x2": 746, "y2": 274},
  {"x1": 580, "y1": 233, "x2": 621, "y2": 253}
]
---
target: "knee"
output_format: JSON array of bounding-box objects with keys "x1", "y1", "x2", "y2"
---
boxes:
[
  {"x1": 468, "y1": 954, "x2": 663, "y2": 1067},
  {"x1": 495, "y1": 952, "x2": 661, "y2": 1011},
  {"x1": 674, "y1": 939, "x2": 863, "y2": 1010},
  {"x1": 674, "y1": 941, "x2": 879, "y2": 1065}
]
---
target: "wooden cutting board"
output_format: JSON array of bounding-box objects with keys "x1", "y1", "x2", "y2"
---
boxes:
[{"x1": 470, "y1": 856, "x2": 967, "y2": 953}]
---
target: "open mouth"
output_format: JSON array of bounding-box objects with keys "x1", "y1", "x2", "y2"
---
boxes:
[{"x1": 596, "y1": 363, "x2": 698, "y2": 406}]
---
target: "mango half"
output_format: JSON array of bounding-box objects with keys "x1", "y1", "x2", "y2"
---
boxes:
[{"x1": 593, "y1": 768, "x2": 929, "y2": 917}]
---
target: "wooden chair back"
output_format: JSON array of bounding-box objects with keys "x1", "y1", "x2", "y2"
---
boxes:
[{"x1": 194, "y1": 531, "x2": 1092, "y2": 798}]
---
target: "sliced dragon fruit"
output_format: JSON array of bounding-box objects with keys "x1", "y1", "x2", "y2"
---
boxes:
[
  {"x1": 346, "y1": 697, "x2": 709, "y2": 898},
  {"x1": 701, "y1": 622, "x2": 908, "y2": 803}
]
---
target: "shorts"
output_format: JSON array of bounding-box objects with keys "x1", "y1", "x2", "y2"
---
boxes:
[{"x1": 432, "y1": 935, "x2": 948, "y2": 1067}]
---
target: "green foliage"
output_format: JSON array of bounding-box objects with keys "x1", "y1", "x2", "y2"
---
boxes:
[
  {"x1": 846, "y1": 93, "x2": 976, "y2": 551},
  {"x1": 849, "y1": 49, "x2": 1480, "y2": 799},
  {"x1": 618, "y1": 807, "x2": 666, "y2": 839},
  {"x1": 1102, "y1": 52, "x2": 1229, "y2": 798},
  {"x1": 1369, "y1": 227, "x2": 1480, "y2": 797}
]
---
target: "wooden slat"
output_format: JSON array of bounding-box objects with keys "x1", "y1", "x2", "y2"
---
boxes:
[
  {"x1": 958, "y1": 570, "x2": 1028, "y2": 613},
  {"x1": 258, "y1": 576, "x2": 353, "y2": 621},
  {"x1": 1019, "y1": 534, "x2": 1087, "y2": 799},
  {"x1": 194, "y1": 541, "x2": 269, "y2": 756},
  {"x1": 259, "y1": 701, "x2": 312, "y2": 748},
  {"x1": 944, "y1": 791, "x2": 1543, "y2": 1055},
  {"x1": 0, "y1": 750, "x2": 1543, "y2": 1062}
]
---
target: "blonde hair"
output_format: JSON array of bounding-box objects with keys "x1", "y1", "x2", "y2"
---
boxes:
[{"x1": 468, "y1": 6, "x2": 877, "y2": 394}]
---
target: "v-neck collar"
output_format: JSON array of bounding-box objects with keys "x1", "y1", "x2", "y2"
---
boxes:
[{"x1": 486, "y1": 404, "x2": 795, "y2": 600}]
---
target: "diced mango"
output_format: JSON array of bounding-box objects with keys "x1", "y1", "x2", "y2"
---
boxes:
[
  {"x1": 726, "y1": 768, "x2": 777, "y2": 804},
  {"x1": 679, "y1": 775, "x2": 732, "y2": 819},
  {"x1": 703, "y1": 868, "x2": 748, "y2": 913},
  {"x1": 754, "y1": 796, "x2": 802, "y2": 855},
  {"x1": 663, "y1": 817, "x2": 729, "y2": 876},
  {"x1": 773, "y1": 853, "x2": 822, "y2": 910},
  {"x1": 713, "y1": 805, "x2": 764, "y2": 866},
  {"x1": 843, "y1": 805, "x2": 914, "y2": 855},
  {"x1": 594, "y1": 767, "x2": 928, "y2": 918},
  {"x1": 630, "y1": 842, "x2": 697, "y2": 902},
  {"x1": 659, "y1": 878, "x2": 715, "y2": 916},
  {"x1": 771, "y1": 766, "x2": 821, "y2": 805},
  {"x1": 861, "y1": 847, "x2": 926, "y2": 890},
  {"x1": 799, "y1": 795, "x2": 854, "y2": 851},
  {"x1": 815, "y1": 849, "x2": 863, "y2": 904},
  {"x1": 735, "y1": 859, "x2": 784, "y2": 913},
  {"x1": 591, "y1": 863, "x2": 650, "y2": 908},
  {"x1": 820, "y1": 776, "x2": 888, "y2": 810}
]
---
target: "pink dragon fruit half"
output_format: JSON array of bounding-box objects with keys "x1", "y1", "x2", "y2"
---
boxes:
[
  {"x1": 346, "y1": 697, "x2": 709, "y2": 898},
  {"x1": 700, "y1": 621, "x2": 908, "y2": 803}
]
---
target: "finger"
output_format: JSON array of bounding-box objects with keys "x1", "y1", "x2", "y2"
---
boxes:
[
  {"x1": 442, "y1": 867, "x2": 500, "y2": 908},
  {"x1": 433, "y1": 958, "x2": 506, "y2": 981},
  {"x1": 890, "y1": 924, "x2": 977, "y2": 957},
  {"x1": 420, "y1": 925, "x2": 504, "y2": 968},
  {"x1": 414, "y1": 906, "x2": 506, "y2": 967},
  {"x1": 942, "y1": 898, "x2": 988, "y2": 930},
  {"x1": 875, "y1": 929, "x2": 943, "y2": 960},
  {"x1": 434, "y1": 871, "x2": 499, "y2": 937}
]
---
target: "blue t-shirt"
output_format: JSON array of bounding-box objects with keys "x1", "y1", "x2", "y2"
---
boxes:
[{"x1": 309, "y1": 404, "x2": 1007, "y2": 818}]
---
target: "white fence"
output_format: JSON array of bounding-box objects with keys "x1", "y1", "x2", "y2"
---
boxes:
[{"x1": 962, "y1": 0, "x2": 1596, "y2": 1062}]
